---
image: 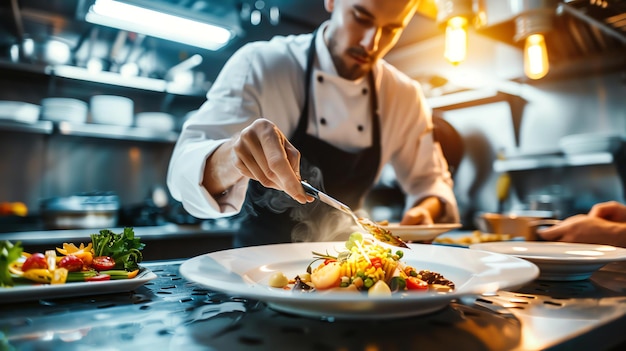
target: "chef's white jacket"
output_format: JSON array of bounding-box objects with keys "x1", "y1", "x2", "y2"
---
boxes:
[{"x1": 167, "y1": 22, "x2": 460, "y2": 223}]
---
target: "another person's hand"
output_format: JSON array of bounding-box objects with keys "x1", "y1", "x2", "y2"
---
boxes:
[
  {"x1": 537, "y1": 201, "x2": 626, "y2": 247},
  {"x1": 400, "y1": 196, "x2": 443, "y2": 225},
  {"x1": 208, "y1": 118, "x2": 310, "y2": 204}
]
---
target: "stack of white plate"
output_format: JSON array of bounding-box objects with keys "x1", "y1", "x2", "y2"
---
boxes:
[
  {"x1": 135, "y1": 112, "x2": 175, "y2": 131},
  {"x1": 559, "y1": 133, "x2": 624, "y2": 155},
  {"x1": 90, "y1": 95, "x2": 134, "y2": 126},
  {"x1": 0, "y1": 101, "x2": 41, "y2": 124},
  {"x1": 40, "y1": 98, "x2": 88, "y2": 124}
]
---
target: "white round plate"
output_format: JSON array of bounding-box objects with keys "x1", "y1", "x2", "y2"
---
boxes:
[
  {"x1": 179, "y1": 242, "x2": 538, "y2": 320},
  {"x1": 381, "y1": 223, "x2": 462, "y2": 242},
  {"x1": 469, "y1": 241, "x2": 626, "y2": 281}
]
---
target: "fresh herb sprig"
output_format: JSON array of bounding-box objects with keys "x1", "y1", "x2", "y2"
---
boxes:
[
  {"x1": 90, "y1": 228, "x2": 145, "y2": 271},
  {"x1": 1, "y1": 240, "x2": 23, "y2": 287}
]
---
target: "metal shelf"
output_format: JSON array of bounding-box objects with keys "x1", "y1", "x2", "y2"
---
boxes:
[
  {"x1": 0, "y1": 120, "x2": 53, "y2": 134},
  {"x1": 0, "y1": 120, "x2": 179, "y2": 143},
  {"x1": 56, "y1": 121, "x2": 179, "y2": 143},
  {"x1": 494, "y1": 152, "x2": 615, "y2": 172},
  {"x1": 0, "y1": 60, "x2": 206, "y2": 97}
]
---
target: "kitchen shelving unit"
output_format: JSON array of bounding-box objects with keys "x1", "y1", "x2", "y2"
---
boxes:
[{"x1": 0, "y1": 59, "x2": 208, "y2": 143}]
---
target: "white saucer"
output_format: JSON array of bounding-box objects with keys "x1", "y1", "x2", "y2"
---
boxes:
[
  {"x1": 380, "y1": 223, "x2": 462, "y2": 242},
  {"x1": 469, "y1": 241, "x2": 626, "y2": 281}
]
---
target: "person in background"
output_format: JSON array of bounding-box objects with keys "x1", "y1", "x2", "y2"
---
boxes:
[
  {"x1": 538, "y1": 201, "x2": 626, "y2": 248},
  {"x1": 167, "y1": 0, "x2": 459, "y2": 247}
]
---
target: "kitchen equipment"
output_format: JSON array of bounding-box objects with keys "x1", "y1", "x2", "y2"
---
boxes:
[
  {"x1": 40, "y1": 98, "x2": 88, "y2": 124},
  {"x1": 10, "y1": 37, "x2": 71, "y2": 65},
  {"x1": 0, "y1": 101, "x2": 40, "y2": 124},
  {"x1": 40, "y1": 192, "x2": 120, "y2": 230},
  {"x1": 89, "y1": 95, "x2": 134, "y2": 126},
  {"x1": 301, "y1": 181, "x2": 408, "y2": 248},
  {"x1": 135, "y1": 112, "x2": 175, "y2": 131},
  {"x1": 559, "y1": 133, "x2": 624, "y2": 155}
]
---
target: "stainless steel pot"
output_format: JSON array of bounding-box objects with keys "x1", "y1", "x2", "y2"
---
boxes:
[{"x1": 40, "y1": 193, "x2": 120, "y2": 230}]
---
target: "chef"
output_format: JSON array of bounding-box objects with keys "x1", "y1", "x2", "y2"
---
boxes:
[{"x1": 167, "y1": 0, "x2": 460, "y2": 247}]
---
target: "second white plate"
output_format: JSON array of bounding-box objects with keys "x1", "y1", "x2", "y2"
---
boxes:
[
  {"x1": 381, "y1": 223, "x2": 462, "y2": 242},
  {"x1": 470, "y1": 241, "x2": 626, "y2": 281}
]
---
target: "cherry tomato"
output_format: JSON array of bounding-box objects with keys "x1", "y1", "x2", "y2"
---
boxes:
[
  {"x1": 22, "y1": 253, "x2": 48, "y2": 271},
  {"x1": 91, "y1": 256, "x2": 116, "y2": 271},
  {"x1": 406, "y1": 277, "x2": 428, "y2": 290},
  {"x1": 85, "y1": 274, "x2": 111, "y2": 282},
  {"x1": 58, "y1": 255, "x2": 84, "y2": 272}
]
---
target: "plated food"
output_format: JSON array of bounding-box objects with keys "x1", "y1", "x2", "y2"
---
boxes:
[
  {"x1": 179, "y1": 239, "x2": 539, "y2": 319},
  {"x1": 0, "y1": 228, "x2": 154, "y2": 302},
  {"x1": 434, "y1": 230, "x2": 514, "y2": 247},
  {"x1": 270, "y1": 233, "x2": 455, "y2": 296}
]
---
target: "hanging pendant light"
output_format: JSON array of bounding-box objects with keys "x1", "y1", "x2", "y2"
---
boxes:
[
  {"x1": 513, "y1": 2, "x2": 555, "y2": 80},
  {"x1": 436, "y1": 0, "x2": 474, "y2": 65}
]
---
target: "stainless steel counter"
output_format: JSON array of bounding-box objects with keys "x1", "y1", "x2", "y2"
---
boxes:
[{"x1": 1, "y1": 259, "x2": 625, "y2": 350}]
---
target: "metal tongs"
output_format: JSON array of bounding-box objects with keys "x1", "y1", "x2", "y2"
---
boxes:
[{"x1": 301, "y1": 181, "x2": 409, "y2": 248}]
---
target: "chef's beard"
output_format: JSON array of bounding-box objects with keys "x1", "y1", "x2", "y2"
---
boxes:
[{"x1": 327, "y1": 37, "x2": 373, "y2": 80}]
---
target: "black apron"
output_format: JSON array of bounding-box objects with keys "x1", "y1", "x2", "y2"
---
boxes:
[{"x1": 233, "y1": 32, "x2": 381, "y2": 247}]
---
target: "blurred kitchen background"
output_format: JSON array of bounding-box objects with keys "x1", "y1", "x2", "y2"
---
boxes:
[{"x1": 0, "y1": 0, "x2": 625, "y2": 254}]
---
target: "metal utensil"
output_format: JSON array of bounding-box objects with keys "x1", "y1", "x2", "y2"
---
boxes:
[{"x1": 301, "y1": 181, "x2": 409, "y2": 248}]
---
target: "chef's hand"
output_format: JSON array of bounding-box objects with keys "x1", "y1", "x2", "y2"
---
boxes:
[
  {"x1": 400, "y1": 196, "x2": 442, "y2": 225},
  {"x1": 224, "y1": 118, "x2": 310, "y2": 204},
  {"x1": 537, "y1": 201, "x2": 626, "y2": 247}
]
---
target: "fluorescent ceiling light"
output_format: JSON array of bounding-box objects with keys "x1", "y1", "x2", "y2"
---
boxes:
[{"x1": 86, "y1": 0, "x2": 234, "y2": 51}]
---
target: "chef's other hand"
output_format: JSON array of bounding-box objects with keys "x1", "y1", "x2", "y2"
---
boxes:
[
  {"x1": 588, "y1": 201, "x2": 626, "y2": 222},
  {"x1": 231, "y1": 118, "x2": 310, "y2": 204},
  {"x1": 537, "y1": 201, "x2": 626, "y2": 247},
  {"x1": 400, "y1": 197, "x2": 443, "y2": 225}
]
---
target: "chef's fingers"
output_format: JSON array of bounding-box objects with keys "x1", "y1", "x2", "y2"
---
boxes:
[
  {"x1": 588, "y1": 201, "x2": 626, "y2": 222},
  {"x1": 400, "y1": 206, "x2": 433, "y2": 225},
  {"x1": 234, "y1": 119, "x2": 308, "y2": 203},
  {"x1": 536, "y1": 214, "x2": 586, "y2": 241}
]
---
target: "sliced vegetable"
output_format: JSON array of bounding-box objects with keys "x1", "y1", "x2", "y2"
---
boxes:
[
  {"x1": 22, "y1": 253, "x2": 47, "y2": 272},
  {"x1": 57, "y1": 242, "x2": 93, "y2": 266},
  {"x1": 406, "y1": 276, "x2": 428, "y2": 290},
  {"x1": 85, "y1": 274, "x2": 111, "y2": 282},
  {"x1": 58, "y1": 255, "x2": 84, "y2": 272},
  {"x1": 99, "y1": 269, "x2": 140, "y2": 280},
  {"x1": 51, "y1": 268, "x2": 68, "y2": 284},
  {"x1": 45, "y1": 250, "x2": 56, "y2": 271},
  {"x1": 91, "y1": 256, "x2": 116, "y2": 271},
  {"x1": 22, "y1": 269, "x2": 52, "y2": 283}
]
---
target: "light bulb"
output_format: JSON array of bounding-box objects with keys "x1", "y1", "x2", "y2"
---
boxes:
[
  {"x1": 444, "y1": 16, "x2": 468, "y2": 65},
  {"x1": 524, "y1": 33, "x2": 549, "y2": 80}
]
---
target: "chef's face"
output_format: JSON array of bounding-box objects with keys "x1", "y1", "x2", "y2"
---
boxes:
[{"x1": 324, "y1": 0, "x2": 418, "y2": 80}]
